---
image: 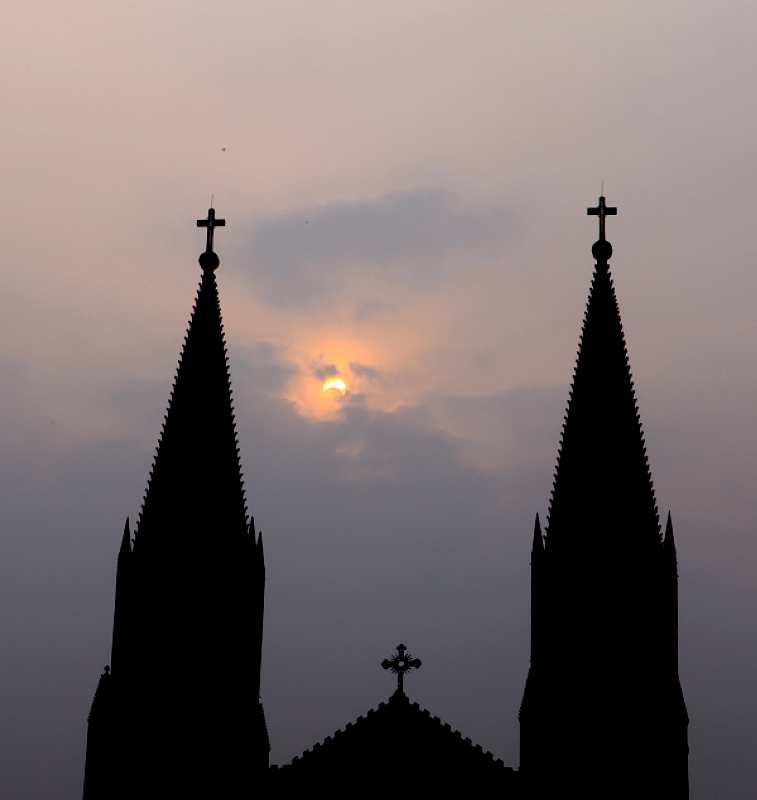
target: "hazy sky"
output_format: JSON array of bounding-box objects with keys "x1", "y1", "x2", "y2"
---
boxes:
[{"x1": 2, "y1": 2, "x2": 757, "y2": 797}]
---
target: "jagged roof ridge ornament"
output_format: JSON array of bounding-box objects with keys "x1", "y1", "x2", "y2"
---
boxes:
[
  {"x1": 381, "y1": 643, "x2": 422, "y2": 695},
  {"x1": 545, "y1": 195, "x2": 661, "y2": 546}
]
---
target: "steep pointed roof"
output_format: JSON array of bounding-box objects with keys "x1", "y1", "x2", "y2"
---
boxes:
[
  {"x1": 274, "y1": 690, "x2": 514, "y2": 786},
  {"x1": 134, "y1": 210, "x2": 247, "y2": 548},
  {"x1": 546, "y1": 198, "x2": 660, "y2": 552}
]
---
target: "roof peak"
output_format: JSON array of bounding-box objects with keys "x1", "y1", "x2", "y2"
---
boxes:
[{"x1": 280, "y1": 692, "x2": 508, "y2": 771}]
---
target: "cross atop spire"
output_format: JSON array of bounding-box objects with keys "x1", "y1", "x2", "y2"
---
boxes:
[
  {"x1": 197, "y1": 207, "x2": 225, "y2": 271},
  {"x1": 587, "y1": 195, "x2": 617, "y2": 263},
  {"x1": 587, "y1": 195, "x2": 617, "y2": 242},
  {"x1": 197, "y1": 207, "x2": 225, "y2": 252},
  {"x1": 134, "y1": 209, "x2": 247, "y2": 548},
  {"x1": 381, "y1": 643, "x2": 422, "y2": 694}
]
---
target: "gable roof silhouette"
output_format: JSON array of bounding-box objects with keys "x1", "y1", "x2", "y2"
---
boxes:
[{"x1": 273, "y1": 689, "x2": 517, "y2": 789}]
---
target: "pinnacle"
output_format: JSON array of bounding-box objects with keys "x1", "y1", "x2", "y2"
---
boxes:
[
  {"x1": 663, "y1": 511, "x2": 676, "y2": 551},
  {"x1": 119, "y1": 518, "x2": 131, "y2": 556},
  {"x1": 532, "y1": 514, "x2": 544, "y2": 555}
]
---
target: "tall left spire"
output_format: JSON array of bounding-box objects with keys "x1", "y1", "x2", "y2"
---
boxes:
[
  {"x1": 83, "y1": 207, "x2": 269, "y2": 800},
  {"x1": 134, "y1": 207, "x2": 248, "y2": 550}
]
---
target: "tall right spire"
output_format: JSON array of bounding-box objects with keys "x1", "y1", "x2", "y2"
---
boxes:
[
  {"x1": 520, "y1": 195, "x2": 689, "y2": 799},
  {"x1": 546, "y1": 195, "x2": 660, "y2": 553}
]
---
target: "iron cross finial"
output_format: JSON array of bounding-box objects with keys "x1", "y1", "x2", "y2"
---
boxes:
[
  {"x1": 381, "y1": 643, "x2": 422, "y2": 694},
  {"x1": 196, "y1": 207, "x2": 226, "y2": 271},
  {"x1": 587, "y1": 195, "x2": 617, "y2": 243},
  {"x1": 197, "y1": 207, "x2": 225, "y2": 253},
  {"x1": 587, "y1": 195, "x2": 618, "y2": 262}
]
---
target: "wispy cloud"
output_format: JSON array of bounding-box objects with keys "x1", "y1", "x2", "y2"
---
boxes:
[
  {"x1": 312, "y1": 362, "x2": 341, "y2": 380},
  {"x1": 349, "y1": 361, "x2": 381, "y2": 381},
  {"x1": 230, "y1": 189, "x2": 522, "y2": 307}
]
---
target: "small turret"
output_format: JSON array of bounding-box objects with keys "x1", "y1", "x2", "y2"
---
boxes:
[
  {"x1": 110, "y1": 519, "x2": 131, "y2": 674},
  {"x1": 663, "y1": 511, "x2": 680, "y2": 672},
  {"x1": 530, "y1": 514, "x2": 544, "y2": 664},
  {"x1": 82, "y1": 667, "x2": 113, "y2": 800}
]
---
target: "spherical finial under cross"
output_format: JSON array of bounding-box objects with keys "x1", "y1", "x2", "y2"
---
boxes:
[
  {"x1": 592, "y1": 239, "x2": 613, "y2": 262},
  {"x1": 587, "y1": 195, "x2": 617, "y2": 263},
  {"x1": 199, "y1": 250, "x2": 220, "y2": 272}
]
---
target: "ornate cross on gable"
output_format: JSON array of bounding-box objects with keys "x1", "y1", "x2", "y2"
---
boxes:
[
  {"x1": 587, "y1": 195, "x2": 617, "y2": 242},
  {"x1": 197, "y1": 207, "x2": 226, "y2": 254},
  {"x1": 381, "y1": 643, "x2": 422, "y2": 694}
]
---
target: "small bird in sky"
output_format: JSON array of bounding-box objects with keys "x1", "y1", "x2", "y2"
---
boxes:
[{"x1": 221, "y1": 147, "x2": 227, "y2": 152}]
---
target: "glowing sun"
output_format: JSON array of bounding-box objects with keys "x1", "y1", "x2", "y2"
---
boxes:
[{"x1": 322, "y1": 377, "x2": 348, "y2": 395}]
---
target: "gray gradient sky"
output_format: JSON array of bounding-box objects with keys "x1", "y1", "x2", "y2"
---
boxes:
[{"x1": 2, "y1": 2, "x2": 757, "y2": 797}]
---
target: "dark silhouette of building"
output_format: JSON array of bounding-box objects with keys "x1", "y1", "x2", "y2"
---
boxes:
[
  {"x1": 519, "y1": 197, "x2": 689, "y2": 798},
  {"x1": 82, "y1": 210, "x2": 269, "y2": 799},
  {"x1": 273, "y1": 643, "x2": 518, "y2": 792},
  {"x1": 83, "y1": 198, "x2": 688, "y2": 797}
]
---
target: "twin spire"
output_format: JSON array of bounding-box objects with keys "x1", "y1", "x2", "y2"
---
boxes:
[{"x1": 134, "y1": 197, "x2": 662, "y2": 557}]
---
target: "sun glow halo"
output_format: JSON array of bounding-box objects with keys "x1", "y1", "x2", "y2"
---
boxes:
[{"x1": 322, "y1": 377, "x2": 348, "y2": 395}]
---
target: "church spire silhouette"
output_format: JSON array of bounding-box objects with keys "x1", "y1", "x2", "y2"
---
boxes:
[
  {"x1": 546, "y1": 196, "x2": 660, "y2": 552},
  {"x1": 80, "y1": 197, "x2": 692, "y2": 798},
  {"x1": 134, "y1": 207, "x2": 247, "y2": 551},
  {"x1": 83, "y1": 208, "x2": 269, "y2": 800},
  {"x1": 520, "y1": 196, "x2": 689, "y2": 799}
]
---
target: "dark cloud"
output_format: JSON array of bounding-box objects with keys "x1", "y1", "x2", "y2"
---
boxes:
[
  {"x1": 312, "y1": 362, "x2": 340, "y2": 380},
  {"x1": 349, "y1": 361, "x2": 381, "y2": 381},
  {"x1": 229, "y1": 189, "x2": 522, "y2": 307}
]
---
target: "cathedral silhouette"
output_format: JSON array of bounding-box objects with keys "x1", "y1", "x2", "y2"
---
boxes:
[{"x1": 82, "y1": 198, "x2": 689, "y2": 798}]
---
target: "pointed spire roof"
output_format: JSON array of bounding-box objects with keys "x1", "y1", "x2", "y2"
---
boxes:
[
  {"x1": 134, "y1": 209, "x2": 247, "y2": 548},
  {"x1": 546, "y1": 197, "x2": 660, "y2": 553}
]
